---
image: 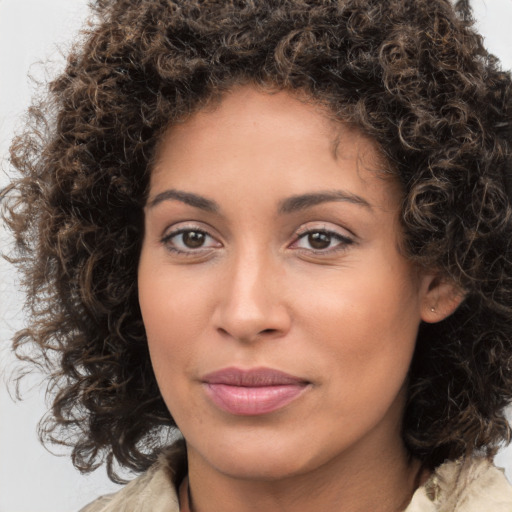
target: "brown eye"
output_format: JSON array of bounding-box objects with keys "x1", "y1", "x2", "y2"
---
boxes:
[
  {"x1": 308, "y1": 232, "x2": 331, "y2": 249},
  {"x1": 292, "y1": 228, "x2": 354, "y2": 253},
  {"x1": 182, "y1": 231, "x2": 206, "y2": 248},
  {"x1": 162, "y1": 227, "x2": 221, "y2": 254}
]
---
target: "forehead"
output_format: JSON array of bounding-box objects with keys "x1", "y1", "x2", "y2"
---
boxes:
[
  {"x1": 156, "y1": 87, "x2": 382, "y2": 156},
  {"x1": 150, "y1": 86, "x2": 400, "y2": 210}
]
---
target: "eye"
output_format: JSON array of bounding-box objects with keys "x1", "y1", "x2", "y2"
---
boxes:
[
  {"x1": 292, "y1": 229, "x2": 354, "y2": 253},
  {"x1": 161, "y1": 227, "x2": 221, "y2": 254}
]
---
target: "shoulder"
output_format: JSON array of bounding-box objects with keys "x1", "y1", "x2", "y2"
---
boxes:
[
  {"x1": 79, "y1": 441, "x2": 187, "y2": 512},
  {"x1": 406, "y1": 457, "x2": 512, "y2": 512}
]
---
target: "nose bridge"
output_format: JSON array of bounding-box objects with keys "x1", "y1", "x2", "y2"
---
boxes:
[
  {"x1": 232, "y1": 244, "x2": 271, "y2": 310},
  {"x1": 215, "y1": 242, "x2": 289, "y2": 341}
]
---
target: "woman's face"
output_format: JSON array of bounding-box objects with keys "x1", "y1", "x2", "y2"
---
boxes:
[{"x1": 138, "y1": 86, "x2": 436, "y2": 481}]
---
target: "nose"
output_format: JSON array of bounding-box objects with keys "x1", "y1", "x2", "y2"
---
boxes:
[{"x1": 213, "y1": 248, "x2": 291, "y2": 343}]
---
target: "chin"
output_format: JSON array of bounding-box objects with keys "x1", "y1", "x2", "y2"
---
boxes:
[
  {"x1": 188, "y1": 431, "x2": 327, "y2": 482},
  {"x1": 214, "y1": 453, "x2": 311, "y2": 481}
]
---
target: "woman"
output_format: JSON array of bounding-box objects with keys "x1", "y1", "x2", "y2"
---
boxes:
[{"x1": 4, "y1": 0, "x2": 512, "y2": 510}]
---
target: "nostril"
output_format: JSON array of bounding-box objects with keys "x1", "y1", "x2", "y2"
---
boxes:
[{"x1": 216, "y1": 326, "x2": 279, "y2": 341}]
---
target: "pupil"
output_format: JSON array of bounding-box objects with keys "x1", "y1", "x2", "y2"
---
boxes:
[
  {"x1": 308, "y1": 232, "x2": 331, "y2": 249},
  {"x1": 183, "y1": 231, "x2": 205, "y2": 248}
]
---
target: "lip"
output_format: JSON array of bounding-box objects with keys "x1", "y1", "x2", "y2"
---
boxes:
[{"x1": 202, "y1": 367, "x2": 310, "y2": 416}]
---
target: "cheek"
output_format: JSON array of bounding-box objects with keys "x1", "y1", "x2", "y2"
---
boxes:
[
  {"x1": 137, "y1": 260, "x2": 215, "y2": 402},
  {"x1": 139, "y1": 254, "x2": 215, "y2": 339},
  {"x1": 298, "y1": 260, "x2": 421, "y2": 408}
]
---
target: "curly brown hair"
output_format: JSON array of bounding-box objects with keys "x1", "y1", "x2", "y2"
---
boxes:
[{"x1": 3, "y1": 0, "x2": 512, "y2": 481}]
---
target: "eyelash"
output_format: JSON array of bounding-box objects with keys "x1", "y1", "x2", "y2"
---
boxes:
[
  {"x1": 292, "y1": 228, "x2": 354, "y2": 254},
  {"x1": 160, "y1": 226, "x2": 354, "y2": 256}
]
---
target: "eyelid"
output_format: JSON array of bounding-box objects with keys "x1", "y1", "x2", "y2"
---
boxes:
[{"x1": 295, "y1": 221, "x2": 356, "y2": 240}]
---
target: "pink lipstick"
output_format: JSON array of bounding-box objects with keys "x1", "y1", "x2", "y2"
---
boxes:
[{"x1": 202, "y1": 367, "x2": 309, "y2": 416}]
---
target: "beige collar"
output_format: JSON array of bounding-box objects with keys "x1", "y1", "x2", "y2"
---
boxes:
[{"x1": 405, "y1": 456, "x2": 512, "y2": 512}]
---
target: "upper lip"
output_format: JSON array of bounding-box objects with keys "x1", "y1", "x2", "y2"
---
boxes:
[{"x1": 202, "y1": 367, "x2": 308, "y2": 387}]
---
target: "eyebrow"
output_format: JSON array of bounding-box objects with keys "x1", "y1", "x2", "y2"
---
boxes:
[
  {"x1": 146, "y1": 188, "x2": 372, "y2": 215},
  {"x1": 278, "y1": 190, "x2": 372, "y2": 214},
  {"x1": 146, "y1": 189, "x2": 219, "y2": 212}
]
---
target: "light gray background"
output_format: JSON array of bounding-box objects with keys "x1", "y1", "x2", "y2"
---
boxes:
[{"x1": 1, "y1": 1, "x2": 512, "y2": 511}]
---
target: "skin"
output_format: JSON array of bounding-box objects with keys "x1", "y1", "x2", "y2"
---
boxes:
[{"x1": 138, "y1": 86, "x2": 460, "y2": 512}]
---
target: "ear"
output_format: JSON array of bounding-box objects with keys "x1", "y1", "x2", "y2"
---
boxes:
[{"x1": 419, "y1": 274, "x2": 465, "y2": 324}]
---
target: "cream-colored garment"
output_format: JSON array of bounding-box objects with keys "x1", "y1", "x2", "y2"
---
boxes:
[
  {"x1": 405, "y1": 457, "x2": 512, "y2": 512},
  {"x1": 80, "y1": 449, "x2": 512, "y2": 512}
]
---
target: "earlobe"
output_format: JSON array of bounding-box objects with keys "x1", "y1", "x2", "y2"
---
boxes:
[{"x1": 420, "y1": 274, "x2": 465, "y2": 324}]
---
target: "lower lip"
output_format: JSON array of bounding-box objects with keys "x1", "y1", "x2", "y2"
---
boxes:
[{"x1": 204, "y1": 383, "x2": 308, "y2": 416}]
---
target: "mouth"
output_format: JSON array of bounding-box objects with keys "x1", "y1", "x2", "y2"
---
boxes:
[{"x1": 201, "y1": 367, "x2": 310, "y2": 416}]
